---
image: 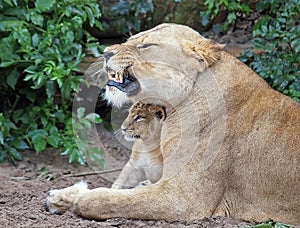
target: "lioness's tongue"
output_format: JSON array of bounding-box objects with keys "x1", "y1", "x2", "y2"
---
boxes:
[{"x1": 107, "y1": 78, "x2": 140, "y2": 95}]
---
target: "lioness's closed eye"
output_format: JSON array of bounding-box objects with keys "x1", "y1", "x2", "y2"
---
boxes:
[{"x1": 112, "y1": 101, "x2": 166, "y2": 189}]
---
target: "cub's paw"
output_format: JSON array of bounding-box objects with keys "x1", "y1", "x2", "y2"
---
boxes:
[
  {"x1": 137, "y1": 180, "x2": 152, "y2": 187},
  {"x1": 46, "y1": 181, "x2": 88, "y2": 214}
]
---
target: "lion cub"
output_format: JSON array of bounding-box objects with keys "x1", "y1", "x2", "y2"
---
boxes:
[{"x1": 112, "y1": 101, "x2": 166, "y2": 189}]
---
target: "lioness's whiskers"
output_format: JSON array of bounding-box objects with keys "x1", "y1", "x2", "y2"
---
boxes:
[{"x1": 114, "y1": 129, "x2": 123, "y2": 136}]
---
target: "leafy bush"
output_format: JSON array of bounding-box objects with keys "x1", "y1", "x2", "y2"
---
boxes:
[
  {"x1": 200, "y1": 0, "x2": 250, "y2": 33},
  {"x1": 0, "y1": 113, "x2": 26, "y2": 164},
  {"x1": 240, "y1": 0, "x2": 300, "y2": 102},
  {"x1": 0, "y1": 0, "x2": 105, "y2": 167},
  {"x1": 252, "y1": 220, "x2": 291, "y2": 228},
  {"x1": 110, "y1": 0, "x2": 154, "y2": 34}
]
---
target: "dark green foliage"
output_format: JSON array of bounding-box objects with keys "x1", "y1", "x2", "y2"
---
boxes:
[
  {"x1": 110, "y1": 0, "x2": 154, "y2": 34},
  {"x1": 0, "y1": 0, "x2": 105, "y2": 167},
  {"x1": 240, "y1": 0, "x2": 300, "y2": 102},
  {"x1": 0, "y1": 113, "x2": 27, "y2": 164},
  {"x1": 252, "y1": 220, "x2": 291, "y2": 228},
  {"x1": 200, "y1": 0, "x2": 250, "y2": 33}
]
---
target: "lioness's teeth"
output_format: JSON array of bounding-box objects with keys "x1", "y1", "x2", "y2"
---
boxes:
[
  {"x1": 116, "y1": 72, "x2": 123, "y2": 83},
  {"x1": 124, "y1": 70, "x2": 128, "y2": 79},
  {"x1": 108, "y1": 72, "x2": 116, "y2": 80}
]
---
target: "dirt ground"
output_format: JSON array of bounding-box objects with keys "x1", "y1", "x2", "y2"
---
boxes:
[{"x1": 0, "y1": 123, "x2": 258, "y2": 228}]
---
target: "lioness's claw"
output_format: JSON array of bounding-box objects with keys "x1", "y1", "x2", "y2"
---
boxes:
[{"x1": 46, "y1": 181, "x2": 88, "y2": 215}]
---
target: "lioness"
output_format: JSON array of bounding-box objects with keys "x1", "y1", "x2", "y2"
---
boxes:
[
  {"x1": 46, "y1": 24, "x2": 300, "y2": 224},
  {"x1": 111, "y1": 101, "x2": 165, "y2": 189}
]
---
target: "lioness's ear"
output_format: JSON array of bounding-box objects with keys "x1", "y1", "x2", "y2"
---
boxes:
[{"x1": 182, "y1": 39, "x2": 224, "y2": 66}]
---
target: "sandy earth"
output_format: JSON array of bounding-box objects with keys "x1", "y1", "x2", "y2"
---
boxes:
[{"x1": 0, "y1": 124, "x2": 258, "y2": 228}]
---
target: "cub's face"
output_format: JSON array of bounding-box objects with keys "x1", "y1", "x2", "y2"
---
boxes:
[{"x1": 121, "y1": 101, "x2": 166, "y2": 142}]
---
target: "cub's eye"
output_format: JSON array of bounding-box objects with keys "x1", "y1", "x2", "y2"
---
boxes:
[
  {"x1": 136, "y1": 43, "x2": 158, "y2": 49},
  {"x1": 134, "y1": 115, "x2": 145, "y2": 122}
]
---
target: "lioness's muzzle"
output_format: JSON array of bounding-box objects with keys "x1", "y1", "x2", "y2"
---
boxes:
[{"x1": 107, "y1": 73, "x2": 140, "y2": 95}]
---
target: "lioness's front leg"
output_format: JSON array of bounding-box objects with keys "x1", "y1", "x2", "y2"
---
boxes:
[
  {"x1": 46, "y1": 180, "x2": 208, "y2": 221},
  {"x1": 46, "y1": 181, "x2": 168, "y2": 219}
]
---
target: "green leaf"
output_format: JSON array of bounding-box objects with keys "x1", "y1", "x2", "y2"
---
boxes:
[
  {"x1": 8, "y1": 147, "x2": 22, "y2": 161},
  {"x1": 65, "y1": 31, "x2": 74, "y2": 43},
  {"x1": 14, "y1": 140, "x2": 29, "y2": 150},
  {"x1": 61, "y1": 148, "x2": 70, "y2": 156},
  {"x1": 49, "y1": 126, "x2": 58, "y2": 135},
  {"x1": 30, "y1": 13, "x2": 44, "y2": 26},
  {"x1": 46, "y1": 80, "x2": 56, "y2": 98},
  {"x1": 7, "y1": 68, "x2": 20, "y2": 90},
  {"x1": 291, "y1": 38, "x2": 300, "y2": 53},
  {"x1": 200, "y1": 11, "x2": 210, "y2": 27},
  {"x1": 0, "y1": 61, "x2": 16, "y2": 67},
  {"x1": 94, "y1": 20, "x2": 103, "y2": 30},
  {"x1": 54, "y1": 112, "x2": 65, "y2": 123},
  {"x1": 47, "y1": 135, "x2": 60, "y2": 147},
  {"x1": 0, "y1": 131, "x2": 4, "y2": 145},
  {"x1": 68, "y1": 149, "x2": 77, "y2": 163},
  {"x1": 79, "y1": 118, "x2": 91, "y2": 129},
  {"x1": 32, "y1": 134, "x2": 47, "y2": 153},
  {"x1": 31, "y1": 74, "x2": 46, "y2": 89},
  {"x1": 0, "y1": 150, "x2": 7, "y2": 163},
  {"x1": 262, "y1": 25, "x2": 268, "y2": 34},
  {"x1": 28, "y1": 129, "x2": 48, "y2": 138},
  {"x1": 35, "y1": 0, "x2": 55, "y2": 12},
  {"x1": 227, "y1": 13, "x2": 236, "y2": 24},
  {"x1": 85, "y1": 113, "x2": 102, "y2": 124},
  {"x1": 0, "y1": 20, "x2": 23, "y2": 31},
  {"x1": 77, "y1": 150, "x2": 86, "y2": 165},
  {"x1": 76, "y1": 107, "x2": 85, "y2": 119},
  {"x1": 32, "y1": 33, "x2": 40, "y2": 47},
  {"x1": 14, "y1": 28, "x2": 31, "y2": 47},
  {"x1": 84, "y1": 6, "x2": 94, "y2": 26},
  {"x1": 4, "y1": 0, "x2": 14, "y2": 7},
  {"x1": 253, "y1": 224, "x2": 272, "y2": 228},
  {"x1": 88, "y1": 147, "x2": 105, "y2": 169}
]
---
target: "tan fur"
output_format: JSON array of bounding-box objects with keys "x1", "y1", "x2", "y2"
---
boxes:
[
  {"x1": 182, "y1": 39, "x2": 224, "y2": 66},
  {"x1": 111, "y1": 101, "x2": 165, "y2": 189},
  {"x1": 46, "y1": 24, "x2": 300, "y2": 225}
]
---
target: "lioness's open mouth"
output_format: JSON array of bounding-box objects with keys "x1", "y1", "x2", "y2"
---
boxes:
[{"x1": 106, "y1": 68, "x2": 140, "y2": 96}]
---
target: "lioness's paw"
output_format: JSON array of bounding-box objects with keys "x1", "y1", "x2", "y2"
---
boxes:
[
  {"x1": 46, "y1": 181, "x2": 88, "y2": 215},
  {"x1": 46, "y1": 189, "x2": 69, "y2": 214}
]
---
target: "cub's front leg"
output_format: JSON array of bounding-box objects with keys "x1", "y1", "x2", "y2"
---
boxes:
[{"x1": 111, "y1": 161, "x2": 145, "y2": 189}]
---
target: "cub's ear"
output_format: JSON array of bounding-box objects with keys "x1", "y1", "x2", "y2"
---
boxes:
[{"x1": 154, "y1": 106, "x2": 166, "y2": 121}]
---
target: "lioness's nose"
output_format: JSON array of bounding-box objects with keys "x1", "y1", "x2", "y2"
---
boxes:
[{"x1": 103, "y1": 51, "x2": 115, "y2": 61}]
